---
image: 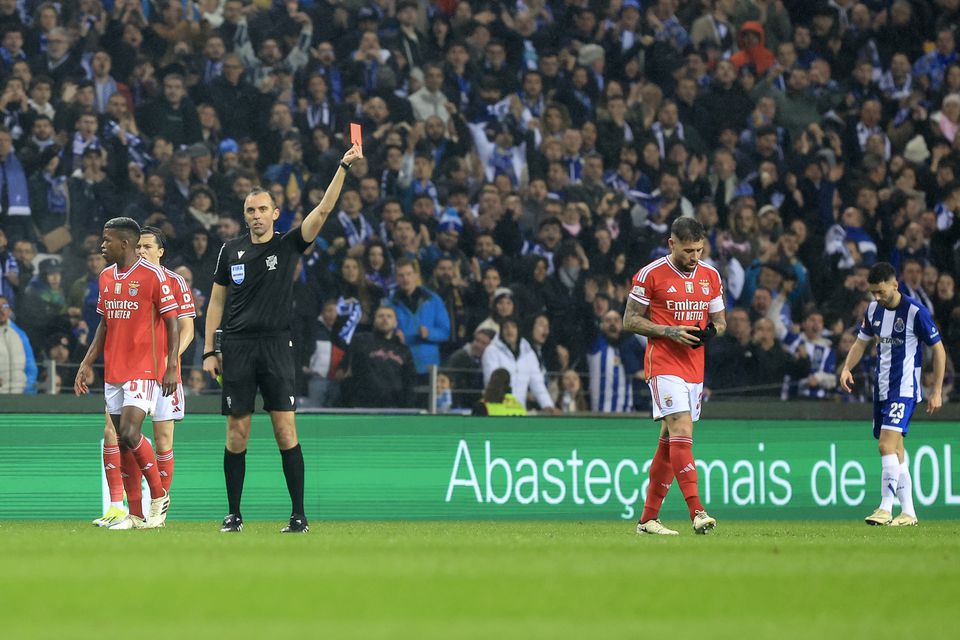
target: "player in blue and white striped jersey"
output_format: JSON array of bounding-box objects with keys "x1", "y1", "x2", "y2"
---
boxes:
[{"x1": 840, "y1": 263, "x2": 945, "y2": 528}]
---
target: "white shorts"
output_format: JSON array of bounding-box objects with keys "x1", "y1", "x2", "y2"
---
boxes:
[
  {"x1": 153, "y1": 383, "x2": 185, "y2": 422},
  {"x1": 648, "y1": 375, "x2": 703, "y2": 422},
  {"x1": 105, "y1": 380, "x2": 158, "y2": 416}
]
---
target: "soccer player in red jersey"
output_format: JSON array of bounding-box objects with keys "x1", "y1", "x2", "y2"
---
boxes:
[
  {"x1": 623, "y1": 217, "x2": 726, "y2": 535},
  {"x1": 75, "y1": 217, "x2": 180, "y2": 530},
  {"x1": 92, "y1": 227, "x2": 195, "y2": 527}
]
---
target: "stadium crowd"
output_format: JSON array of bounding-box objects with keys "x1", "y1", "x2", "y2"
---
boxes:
[{"x1": 1, "y1": 0, "x2": 959, "y2": 412}]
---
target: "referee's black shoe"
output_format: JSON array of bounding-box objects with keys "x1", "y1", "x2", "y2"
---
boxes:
[
  {"x1": 220, "y1": 513, "x2": 243, "y2": 533},
  {"x1": 281, "y1": 514, "x2": 309, "y2": 533}
]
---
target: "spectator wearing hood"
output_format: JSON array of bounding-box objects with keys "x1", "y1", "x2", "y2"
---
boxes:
[{"x1": 731, "y1": 22, "x2": 776, "y2": 76}]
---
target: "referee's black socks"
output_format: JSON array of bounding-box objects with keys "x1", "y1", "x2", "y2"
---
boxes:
[
  {"x1": 280, "y1": 444, "x2": 305, "y2": 517},
  {"x1": 224, "y1": 448, "x2": 246, "y2": 516}
]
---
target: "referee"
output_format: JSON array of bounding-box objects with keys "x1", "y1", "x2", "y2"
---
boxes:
[{"x1": 203, "y1": 143, "x2": 362, "y2": 533}]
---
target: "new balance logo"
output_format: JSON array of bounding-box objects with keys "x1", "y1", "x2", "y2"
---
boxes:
[
  {"x1": 667, "y1": 285, "x2": 677, "y2": 293},
  {"x1": 678, "y1": 462, "x2": 696, "y2": 475}
]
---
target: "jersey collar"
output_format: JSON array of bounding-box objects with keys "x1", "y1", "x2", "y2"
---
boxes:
[
  {"x1": 665, "y1": 256, "x2": 698, "y2": 279},
  {"x1": 114, "y1": 257, "x2": 145, "y2": 280}
]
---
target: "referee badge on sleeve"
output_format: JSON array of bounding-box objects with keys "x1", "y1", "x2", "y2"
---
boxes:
[{"x1": 231, "y1": 264, "x2": 245, "y2": 285}]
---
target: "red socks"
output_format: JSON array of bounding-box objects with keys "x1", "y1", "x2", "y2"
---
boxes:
[
  {"x1": 157, "y1": 449, "x2": 174, "y2": 493},
  {"x1": 669, "y1": 436, "x2": 704, "y2": 520},
  {"x1": 120, "y1": 446, "x2": 143, "y2": 518},
  {"x1": 131, "y1": 435, "x2": 164, "y2": 498},
  {"x1": 103, "y1": 444, "x2": 123, "y2": 502},
  {"x1": 640, "y1": 437, "x2": 674, "y2": 523}
]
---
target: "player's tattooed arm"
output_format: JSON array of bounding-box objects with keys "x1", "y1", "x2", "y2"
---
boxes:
[
  {"x1": 623, "y1": 297, "x2": 701, "y2": 345},
  {"x1": 623, "y1": 297, "x2": 655, "y2": 336},
  {"x1": 709, "y1": 310, "x2": 726, "y2": 337}
]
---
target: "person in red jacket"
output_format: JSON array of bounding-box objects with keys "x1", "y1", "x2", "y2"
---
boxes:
[{"x1": 731, "y1": 21, "x2": 775, "y2": 76}]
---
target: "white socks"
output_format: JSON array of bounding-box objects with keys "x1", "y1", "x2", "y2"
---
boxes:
[
  {"x1": 897, "y1": 461, "x2": 915, "y2": 517},
  {"x1": 879, "y1": 454, "x2": 900, "y2": 512},
  {"x1": 110, "y1": 501, "x2": 124, "y2": 510}
]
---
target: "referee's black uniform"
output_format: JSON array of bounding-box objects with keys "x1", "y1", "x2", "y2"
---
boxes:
[
  {"x1": 213, "y1": 228, "x2": 310, "y2": 414},
  {"x1": 212, "y1": 226, "x2": 310, "y2": 531}
]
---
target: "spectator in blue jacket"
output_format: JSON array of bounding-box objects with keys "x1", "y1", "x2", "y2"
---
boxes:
[{"x1": 389, "y1": 258, "x2": 450, "y2": 375}]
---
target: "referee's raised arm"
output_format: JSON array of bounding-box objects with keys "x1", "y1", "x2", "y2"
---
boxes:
[{"x1": 300, "y1": 144, "x2": 363, "y2": 243}]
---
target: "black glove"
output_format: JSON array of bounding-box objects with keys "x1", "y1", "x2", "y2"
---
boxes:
[{"x1": 690, "y1": 322, "x2": 717, "y2": 349}]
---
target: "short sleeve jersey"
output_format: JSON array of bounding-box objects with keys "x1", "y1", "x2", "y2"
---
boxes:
[
  {"x1": 155, "y1": 267, "x2": 197, "y2": 384},
  {"x1": 857, "y1": 295, "x2": 941, "y2": 402},
  {"x1": 629, "y1": 257, "x2": 724, "y2": 384},
  {"x1": 213, "y1": 228, "x2": 311, "y2": 335},
  {"x1": 96, "y1": 258, "x2": 179, "y2": 384}
]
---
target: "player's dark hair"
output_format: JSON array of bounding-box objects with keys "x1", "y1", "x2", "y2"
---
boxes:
[
  {"x1": 671, "y1": 217, "x2": 706, "y2": 243},
  {"x1": 103, "y1": 217, "x2": 141, "y2": 241},
  {"x1": 140, "y1": 225, "x2": 166, "y2": 252},
  {"x1": 868, "y1": 262, "x2": 897, "y2": 284},
  {"x1": 244, "y1": 186, "x2": 277, "y2": 210}
]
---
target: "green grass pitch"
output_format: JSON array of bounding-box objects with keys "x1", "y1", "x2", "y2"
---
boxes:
[{"x1": 0, "y1": 520, "x2": 956, "y2": 639}]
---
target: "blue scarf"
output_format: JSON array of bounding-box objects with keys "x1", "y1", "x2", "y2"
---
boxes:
[
  {"x1": 336, "y1": 297, "x2": 363, "y2": 344},
  {"x1": 651, "y1": 121, "x2": 684, "y2": 158},
  {"x1": 94, "y1": 77, "x2": 118, "y2": 113},
  {"x1": 104, "y1": 120, "x2": 153, "y2": 168},
  {"x1": 490, "y1": 147, "x2": 518, "y2": 186},
  {"x1": 0, "y1": 152, "x2": 30, "y2": 216},
  {"x1": 565, "y1": 155, "x2": 582, "y2": 183},
  {"x1": 72, "y1": 133, "x2": 100, "y2": 164},
  {"x1": 44, "y1": 172, "x2": 68, "y2": 217},
  {"x1": 0, "y1": 46, "x2": 25, "y2": 70},
  {"x1": 317, "y1": 66, "x2": 343, "y2": 102},
  {"x1": 338, "y1": 210, "x2": 374, "y2": 247},
  {"x1": 411, "y1": 179, "x2": 440, "y2": 214}
]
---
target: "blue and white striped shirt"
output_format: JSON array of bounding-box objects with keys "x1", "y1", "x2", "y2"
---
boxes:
[
  {"x1": 857, "y1": 296, "x2": 941, "y2": 402},
  {"x1": 588, "y1": 335, "x2": 643, "y2": 413}
]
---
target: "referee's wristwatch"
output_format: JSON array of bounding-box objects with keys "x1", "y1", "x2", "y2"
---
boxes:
[{"x1": 340, "y1": 161, "x2": 352, "y2": 172}]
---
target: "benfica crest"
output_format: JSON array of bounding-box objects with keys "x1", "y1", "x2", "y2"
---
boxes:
[{"x1": 127, "y1": 281, "x2": 139, "y2": 296}]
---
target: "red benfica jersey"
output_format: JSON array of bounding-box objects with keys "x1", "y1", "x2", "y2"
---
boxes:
[
  {"x1": 156, "y1": 267, "x2": 197, "y2": 384},
  {"x1": 629, "y1": 257, "x2": 725, "y2": 383},
  {"x1": 96, "y1": 258, "x2": 179, "y2": 384}
]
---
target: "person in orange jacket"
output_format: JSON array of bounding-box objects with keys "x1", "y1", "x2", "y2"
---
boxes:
[{"x1": 731, "y1": 21, "x2": 775, "y2": 76}]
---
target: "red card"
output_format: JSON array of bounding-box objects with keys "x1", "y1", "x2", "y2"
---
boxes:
[{"x1": 350, "y1": 122, "x2": 363, "y2": 153}]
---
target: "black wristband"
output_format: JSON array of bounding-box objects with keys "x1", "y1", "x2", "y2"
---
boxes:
[
  {"x1": 340, "y1": 161, "x2": 352, "y2": 172},
  {"x1": 202, "y1": 351, "x2": 218, "y2": 360}
]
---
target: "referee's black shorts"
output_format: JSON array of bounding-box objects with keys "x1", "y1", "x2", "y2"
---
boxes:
[{"x1": 220, "y1": 334, "x2": 297, "y2": 416}]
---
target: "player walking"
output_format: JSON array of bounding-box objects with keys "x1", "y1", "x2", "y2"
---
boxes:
[
  {"x1": 92, "y1": 227, "x2": 195, "y2": 527},
  {"x1": 75, "y1": 217, "x2": 180, "y2": 529},
  {"x1": 623, "y1": 218, "x2": 726, "y2": 535},
  {"x1": 839, "y1": 262, "x2": 945, "y2": 526}
]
